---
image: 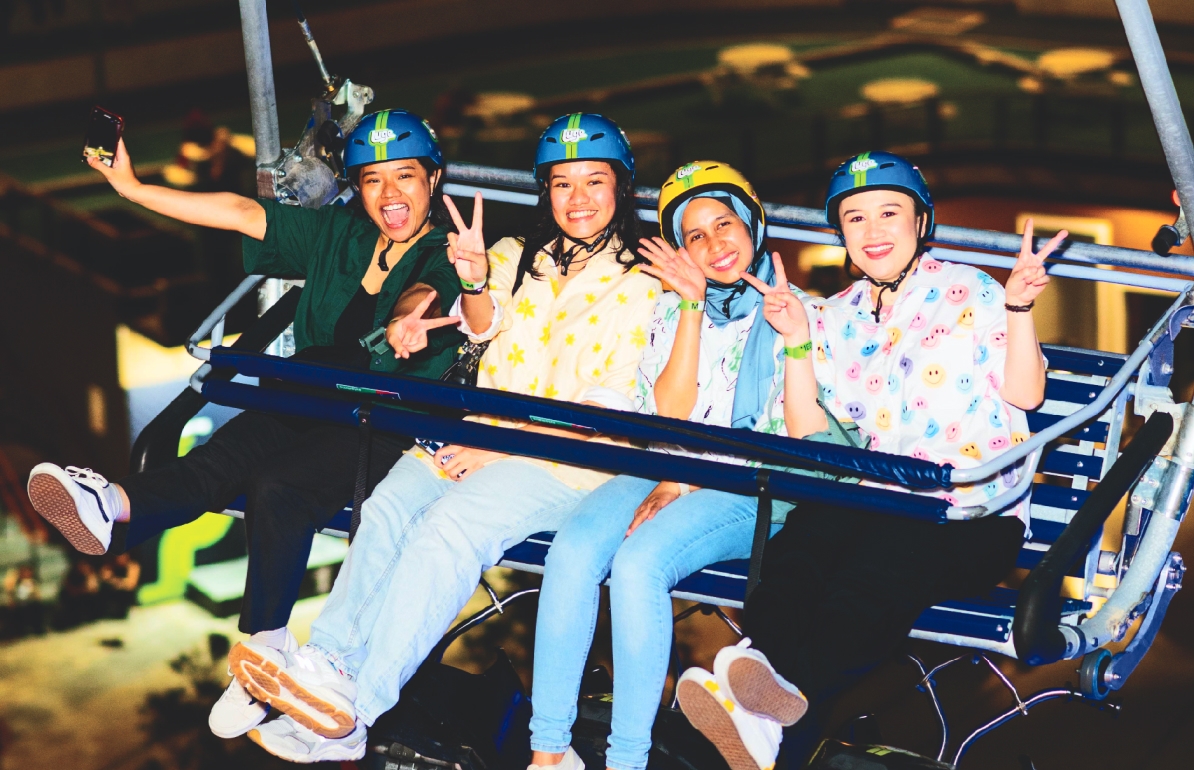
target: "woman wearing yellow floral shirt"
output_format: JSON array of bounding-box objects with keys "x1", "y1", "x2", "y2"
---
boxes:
[{"x1": 227, "y1": 114, "x2": 660, "y2": 762}]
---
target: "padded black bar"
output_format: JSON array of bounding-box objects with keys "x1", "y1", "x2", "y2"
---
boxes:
[
  {"x1": 209, "y1": 348, "x2": 950, "y2": 489},
  {"x1": 745, "y1": 469, "x2": 772, "y2": 601},
  {"x1": 129, "y1": 287, "x2": 304, "y2": 473},
  {"x1": 201, "y1": 380, "x2": 953, "y2": 521},
  {"x1": 1012, "y1": 410, "x2": 1174, "y2": 665}
]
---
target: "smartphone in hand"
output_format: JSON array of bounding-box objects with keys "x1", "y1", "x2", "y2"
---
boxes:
[{"x1": 82, "y1": 106, "x2": 123, "y2": 167}]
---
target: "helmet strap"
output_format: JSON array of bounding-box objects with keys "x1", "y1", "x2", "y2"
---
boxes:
[
  {"x1": 558, "y1": 222, "x2": 615, "y2": 275},
  {"x1": 863, "y1": 255, "x2": 918, "y2": 322},
  {"x1": 377, "y1": 238, "x2": 394, "y2": 272}
]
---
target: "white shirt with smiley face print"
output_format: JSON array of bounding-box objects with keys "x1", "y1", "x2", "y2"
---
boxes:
[{"x1": 808, "y1": 257, "x2": 1034, "y2": 522}]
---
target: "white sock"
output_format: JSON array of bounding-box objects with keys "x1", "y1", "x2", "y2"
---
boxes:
[{"x1": 250, "y1": 627, "x2": 292, "y2": 649}]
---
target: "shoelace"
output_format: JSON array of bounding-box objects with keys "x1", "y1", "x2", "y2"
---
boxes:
[{"x1": 65, "y1": 466, "x2": 109, "y2": 487}]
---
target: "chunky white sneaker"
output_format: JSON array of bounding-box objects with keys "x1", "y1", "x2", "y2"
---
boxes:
[
  {"x1": 208, "y1": 676, "x2": 269, "y2": 738},
  {"x1": 248, "y1": 714, "x2": 367, "y2": 763},
  {"x1": 27, "y1": 464, "x2": 121, "y2": 555},
  {"x1": 230, "y1": 642, "x2": 357, "y2": 738},
  {"x1": 713, "y1": 638, "x2": 808, "y2": 726},
  {"x1": 677, "y1": 667, "x2": 782, "y2": 770},
  {"x1": 527, "y1": 746, "x2": 585, "y2": 770}
]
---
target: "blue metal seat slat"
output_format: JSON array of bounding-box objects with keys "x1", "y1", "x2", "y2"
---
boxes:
[
  {"x1": 1039, "y1": 447, "x2": 1103, "y2": 477},
  {"x1": 1043, "y1": 377, "x2": 1105, "y2": 406},
  {"x1": 1039, "y1": 345, "x2": 1129, "y2": 378},
  {"x1": 1026, "y1": 411, "x2": 1110, "y2": 443}
]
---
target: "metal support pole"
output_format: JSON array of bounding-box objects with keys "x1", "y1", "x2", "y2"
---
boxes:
[
  {"x1": 1116, "y1": 0, "x2": 1194, "y2": 218},
  {"x1": 239, "y1": 0, "x2": 282, "y2": 198}
]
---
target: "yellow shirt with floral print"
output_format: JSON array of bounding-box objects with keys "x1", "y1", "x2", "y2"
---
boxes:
[{"x1": 414, "y1": 235, "x2": 661, "y2": 490}]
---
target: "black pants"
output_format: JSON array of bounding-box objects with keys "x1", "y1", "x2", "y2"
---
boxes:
[
  {"x1": 112, "y1": 410, "x2": 410, "y2": 634},
  {"x1": 743, "y1": 501, "x2": 1025, "y2": 766}
]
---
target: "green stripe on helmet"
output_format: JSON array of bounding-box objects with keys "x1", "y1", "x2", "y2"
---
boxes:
[
  {"x1": 372, "y1": 110, "x2": 390, "y2": 162},
  {"x1": 851, "y1": 151, "x2": 871, "y2": 188},
  {"x1": 563, "y1": 112, "x2": 582, "y2": 160}
]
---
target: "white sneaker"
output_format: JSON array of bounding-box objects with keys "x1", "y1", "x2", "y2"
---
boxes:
[
  {"x1": 248, "y1": 714, "x2": 367, "y2": 763},
  {"x1": 677, "y1": 667, "x2": 782, "y2": 770},
  {"x1": 713, "y1": 638, "x2": 808, "y2": 726},
  {"x1": 208, "y1": 676, "x2": 269, "y2": 738},
  {"x1": 528, "y1": 746, "x2": 585, "y2": 770},
  {"x1": 230, "y1": 641, "x2": 357, "y2": 738},
  {"x1": 27, "y1": 464, "x2": 121, "y2": 555}
]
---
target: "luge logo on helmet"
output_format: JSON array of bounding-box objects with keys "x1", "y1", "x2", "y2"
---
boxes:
[
  {"x1": 850, "y1": 158, "x2": 878, "y2": 174},
  {"x1": 370, "y1": 128, "x2": 397, "y2": 144},
  {"x1": 561, "y1": 128, "x2": 588, "y2": 143},
  {"x1": 676, "y1": 163, "x2": 701, "y2": 179}
]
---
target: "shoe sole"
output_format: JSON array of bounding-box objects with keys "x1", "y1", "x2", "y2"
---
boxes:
[
  {"x1": 246, "y1": 728, "x2": 365, "y2": 764},
  {"x1": 677, "y1": 679, "x2": 765, "y2": 770},
  {"x1": 726, "y1": 657, "x2": 808, "y2": 726},
  {"x1": 229, "y1": 644, "x2": 356, "y2": 739},
  {"x1": 27, "y1": 473, "x2": 106, "y2": 555}
]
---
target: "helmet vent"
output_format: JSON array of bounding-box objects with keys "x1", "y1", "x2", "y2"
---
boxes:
[
  {"x1": 545, "y1": 137, "x2": 558, "y2": 143},
  {"x1": 879, "y1": 162, "x2": 895, "y2": 169},
  {"x1": 707, "y1": 165, "x2": 720, "y2": 170},
  {"x1": 354, "y1": 139, "x2": 366, "y2": 145},
  {"x1": 397, "y1": 131, "x2": 411, "y2": 141},
  {"x1": 590, "y1": 132, "x2": 605, "y2": 140}
]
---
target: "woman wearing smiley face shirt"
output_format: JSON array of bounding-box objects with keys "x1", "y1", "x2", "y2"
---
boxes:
[{"x1": 678, "y1": 152, "x2": 1063, "y2": 770}]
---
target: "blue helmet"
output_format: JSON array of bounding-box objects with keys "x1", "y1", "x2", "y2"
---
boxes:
[
  {"x1": 534, "y1": 113, "x2": 634, "y2": 183},
  {"x1": 343, "y1": 110, "x2": 442, "y2": 180},
  {"x1": 825, "y1": 151, "x2": 934, "y2": 236}
]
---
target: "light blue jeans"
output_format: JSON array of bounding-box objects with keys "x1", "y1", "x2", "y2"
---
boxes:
[
  {"x1": 307, "y1": 452, "x2": 585, "y2": 724},
  {"x1": 528, "y1": 475, "x2": 779, "y2": 770}
]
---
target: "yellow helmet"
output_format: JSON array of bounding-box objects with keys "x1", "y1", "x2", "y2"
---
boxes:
[{"x1": 657, "y1": 160, "x2": 765, "y2": 249}]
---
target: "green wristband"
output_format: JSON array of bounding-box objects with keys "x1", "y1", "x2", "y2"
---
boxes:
[
  {"x1": 678, "y1": 299, "x2": 705, "y2": 312},
  {"x1": 460, "y1": 277, "x2": 486, "y2": 295},
  {"x1": 784, "y1": 340, "x2": 813, "y2": 360}
]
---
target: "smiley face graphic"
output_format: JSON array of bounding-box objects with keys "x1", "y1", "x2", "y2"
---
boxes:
[
  {"x1": 819, "y1": 383, "x2": 836, "y2": 401},
  {"x1": 911, "y1": 396, "x2": 928, "y2": 409},
  {"x1": 986, "y1": 371, "x2": 1001, "y2": 390},
  {"x1": 966, "y1": 395, "x2": 982, "y2": 414},
  {"x1": 842, "y1": 321, "x2": 856, "y2": 340},
  {"x1": 844, "y1": 401, "x2": 867, "y2": 420},
  {"x1": 911, "y1": 447, "x2": 930, "y2": 460},
  {"x1": 977, "y1": 271, "x2": 996, "y2": 285},
  {"x1": 988, "y1": 436, "x2": 1010, "y2": 451},
  {"x1": 901, "y1": 403, "x2": 915, "y2": 423},
  {"x1": 956, "y1": 373, "x2": 973, "y2": 393},
  {"x1": 930, "y1": 324, "x2": 951, "y2": 338},
  {"x1": 978, "y1": 286, "x2": 997, "y2": 305},
  {"x1": 989, "y1": 410, "x2": 1004, "y2": 429},
  {"x1": 887, "y1": 374, "x2": 900, "y2": 393},
  {"x1": 865, "y1": 374, "x2": 884, "y2": 394},
  {"x1": 846, "y1": 362, "x2": 862, "y2": 380},
  {"x1": 860, "y1": 340, "x2": 880, "y2": 357},
  {"x1": 959, "y1": 442, "x2": 983, "y2": 460},
  {"x1": 909, "y1": 312, "x2": 927, "y2": 330},
  {"x1": 924, "y1": 287, "x2": 940, "y2": 302},
  {"x1": 869, "y1": 434, "x2": 881, "y2": 449},
  {"x1": 924, "y1": 418, "x2": 940, "y2": 438},
  {"x1": 887, "y1": 327, "x2": 903, "y2": 346},
  {"x1": 921, "y1": 334, "x2": 940, "y2": 349},
  {"x1": 1011, "y1": 431, "x2": 1029, "y2": 445},
  {"x1": 921, "y1": 364, "x2": 946, "y2": 387},
  {"x1": 983, "y1": 481, "x2": 999, "y2": 498},
  {"x1": 990, "y1": 330, "x2": 1008, "y2": 348},
  {"x1": 974, "y1": 345, "x2": 989, "y2": 365},
  {"x1": 945, "y1": 421, "x2": 962, "y2": 441},
  {"x1": 946, "y1": 284, "x2": 970, "y2": 305},
  {"x1": 899, "y1": 355, "x2": 914, "y2": 377},
  {"x1": 920, "y1": 258, "x2": 943, "y2": 273},
  {"x1": 816, "y1": 343, "x2": 827, "y2": 362},
  {"x1": 957, "y1": 307, "x2": 975, "y2": 328},
  {"x1": 876, "y1": 407, "x2": 892, "y2": 430}
]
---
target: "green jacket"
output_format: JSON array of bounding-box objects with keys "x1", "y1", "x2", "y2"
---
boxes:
[{"x1": 242, "y1": 199, "x2": 464, "y2": 376}]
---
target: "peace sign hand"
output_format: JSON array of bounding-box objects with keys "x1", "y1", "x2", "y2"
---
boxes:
[
  {"x1": 386, "y1": 290, "x2": 461, "y2": 359},
  {"x1": 740, "y1": 253, "x2": 810, "y2": 344},
  {"x1": 637, "y1": 237, "x2": 706, "y2": 302},
  {"x1": 444, "y1": 193, "x2": 488, "y2": 286},
  {"x1": 1006, "y1": 217, "x2": 1061, "y2": 307}
]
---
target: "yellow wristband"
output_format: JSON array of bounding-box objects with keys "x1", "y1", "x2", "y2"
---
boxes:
[{"x1": 784, "y1": 341, "x2": 813, "y2": 360}]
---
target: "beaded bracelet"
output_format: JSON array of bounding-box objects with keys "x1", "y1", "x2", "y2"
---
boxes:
[{"x1": 1005, "y1": 301, "x2": 1035, "y2": 313}]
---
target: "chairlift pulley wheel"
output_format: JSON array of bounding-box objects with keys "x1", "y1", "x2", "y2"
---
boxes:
[{"x1": 1078, "y1": 648, "x2": 1114, "y2": 700}]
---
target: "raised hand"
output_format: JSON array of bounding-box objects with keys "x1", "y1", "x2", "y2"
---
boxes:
[
  {"x1": 637, "y1": 237, "x2": 706, "y2": 302},
  {"x1": 740, "y1": 253, "x2": 809, "y2": 343},
  {"x1": 1006, "y1": 218, "x2": 1060, "y2": 307},
  {"x1": 386, "y1": 290, "x2": 460, "y2": 359},
  {"x1": 444, "y1": 193, "x2": 488, "y2": 286},
  {"x1": 87, "y1": 138, "x2": 140, "y2": 197}
]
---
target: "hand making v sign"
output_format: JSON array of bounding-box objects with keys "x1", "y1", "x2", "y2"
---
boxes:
[
  {"x1": 444, "y1": 192, "x2": 489, "y2": 287},
  {"x1": 1006, "y1": 217, "x2": 1064, "y2": 308},
  {"x1": 740, "y1": 253, "x2": 810, "y2": 345},
  {"x1": 386, "y1": 290, "x2": 460, "y2": 359}
]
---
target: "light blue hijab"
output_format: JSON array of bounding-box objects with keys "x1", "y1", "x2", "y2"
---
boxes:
[{"x1": 672, "y1": 191, "x2": 778, "y2": 431}]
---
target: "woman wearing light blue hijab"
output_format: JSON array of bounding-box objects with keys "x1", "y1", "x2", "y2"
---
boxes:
[{"x1": 524, "y1": 162, "x2": 852, "y2": 770}]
